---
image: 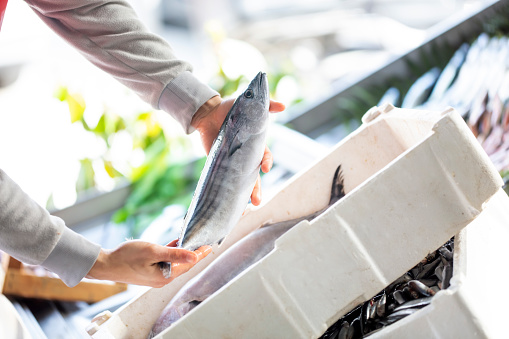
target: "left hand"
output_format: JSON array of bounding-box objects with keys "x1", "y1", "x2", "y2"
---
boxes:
[
  {"x1": 86, "y1": 240, "x2": 211, "y2": 287},
  {"x1": 191, "y1": 96, "x2": 285, "y2": 206}
]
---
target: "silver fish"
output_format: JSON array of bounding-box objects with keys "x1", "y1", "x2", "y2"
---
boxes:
[
  {"x1": 149, "y1": 221, "x2": 297, "y2": 338},
  {"x1": 159, "y1": 72, "x2": 270, "y2": 278},
  {"x1": 149, "y1": 166, "x2": 345, "y2": 338},
  {"x1": 179, "y1": 72, "x2": 270, "y2": 251},
  {"x1": 427, "y1": 43, "x2": 469, "y2": 104},
  {"x1": 401, "y1": 67, "x2": 440, "y2": 109}
]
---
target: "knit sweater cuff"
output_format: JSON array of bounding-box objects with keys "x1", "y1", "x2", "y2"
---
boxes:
[
  {"x1": 158, "y1": 71, "x2": 219, "y2": 134},
  {"x1": 42, "y1": 226, "x2": 101, "y2": 287}
]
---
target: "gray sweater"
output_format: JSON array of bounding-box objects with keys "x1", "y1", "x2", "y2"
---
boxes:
[{"x1": 0, "y1": 0, "x2": 218, "y2": 287}]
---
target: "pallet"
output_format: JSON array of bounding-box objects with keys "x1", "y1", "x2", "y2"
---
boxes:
[{"x1": 2, "y1": 256, "x2": 127, "y2": 303}]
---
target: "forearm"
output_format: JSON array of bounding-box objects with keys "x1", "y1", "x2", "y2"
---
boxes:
[
  {"x1": 24, "y1": 0, "x2": 218, "y2": 132},
  {"x1": 0, "y1": 169, "x2": 101, "y2": 287}
]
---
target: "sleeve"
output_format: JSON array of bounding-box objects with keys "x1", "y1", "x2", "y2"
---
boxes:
[
  {"x1": 24, "y1": 0, "x2": 219, "y2": 133},
  {"x1": 0, "y1": 169, "x2": 101, "y2": 287}
]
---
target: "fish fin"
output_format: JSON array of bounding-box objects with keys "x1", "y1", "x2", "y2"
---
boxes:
[
  {"x1": 228, "y1": 132, "x2": 243, "y2": 157},
  {"x1": 329, "y1": 165, "x2": 346, "y2": 205}
]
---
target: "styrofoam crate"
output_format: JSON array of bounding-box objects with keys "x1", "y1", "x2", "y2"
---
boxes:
[
  {"x1": 0, "y1": 295, "x2": 32, "y2": 339},
  {"x1": 89, "y1": 105, "x2": 502, "y2": 339},
  {"x1": 367, "y1": 188, "x2": 509, "y2": 339}
]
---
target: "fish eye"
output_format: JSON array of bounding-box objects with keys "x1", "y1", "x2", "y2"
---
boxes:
[{"x1": 244, "y1": 89, "x2": 254, "y2": 98}]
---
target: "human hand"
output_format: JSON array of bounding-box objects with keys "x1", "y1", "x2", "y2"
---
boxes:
[
  {"x1": 191, "y1": 95, "x2": 285, "y2": 205},
  {"x1": 86, "y1": 240, "x2": 211, "y2": 288}
]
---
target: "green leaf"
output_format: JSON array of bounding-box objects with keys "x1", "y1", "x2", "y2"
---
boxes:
[
  {"x1": 54, "y1": 86, "x2": 68, "y2": 102},
  {"x1": 112, "y1": 208, "x2": 129, "y2": 223},
  {"x1": 94, "y1": 114, "x2": 106, "y2": 134},
  {"x1": 104, "y1": 160, "x2": 123, "y2": 178},
  {"x1": 76, "y1": 158, "x2": 95, "y2": 192},
  {"x1": 115, "y1": 118, "x2": 126, "y2": 133},
  {"x1": 66, "y1": 93, "x2": 86, "y2": 123}
]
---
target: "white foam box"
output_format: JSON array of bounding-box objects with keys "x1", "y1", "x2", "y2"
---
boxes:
[
  {"x1": 367, "y1": 188, "x2": 509, "y2": 339},
  {"x1": 88, "y1": 104, "x2": 503, "y2": 339},
  {"x1": 0, "y1": 295, "x2": 33, "y2": 339}
]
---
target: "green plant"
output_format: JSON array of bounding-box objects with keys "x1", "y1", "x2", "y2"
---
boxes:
[
  {"x1": 54, "y1": 86, "x2": 130, "y2": 192},
  {"x1": 54, "y1": 86, "x2": 204, "y2": 237},
  {"x1": 112, "y1": 142, "x2": 206, "y2": 237}
]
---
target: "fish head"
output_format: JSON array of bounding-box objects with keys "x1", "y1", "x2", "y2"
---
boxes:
[{"x1": 229, "y1": 72, "x2": 270, "y2": 136}]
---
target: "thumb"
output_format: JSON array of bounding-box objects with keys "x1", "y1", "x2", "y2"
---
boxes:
[{"x1": 154, "y1": 245, "x2": 198, "y2": 264}]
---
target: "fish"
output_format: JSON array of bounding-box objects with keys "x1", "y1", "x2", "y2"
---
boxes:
[
  {"x1": 179, "y1": 71, "x2": 270, "y2": 251},
  {"x1": 401, "y1": 67, "x2": 440, "y2": 109},
  {"x1": 426, "y1": 43, "x2": 469, "y2": 104},
  {"x1": 158, "y1": 72, "x2": 270, "y2": 278},
  {"x1": 320, "y1": 238, "x2": 455, "y2": 338},
  {"x1": 148, "y1": 166, "x2": 346, "y2": 338},
  {"x1": 377, "y1": 87, "x2": 400, "y2": 107}
]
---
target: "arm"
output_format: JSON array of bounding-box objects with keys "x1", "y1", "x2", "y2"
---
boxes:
[
  {"x1": 24, "y1": 0, "x2": 218, "y2": 133},
  {"x1": 0, "y1": 169, "x2": 210, "y2": 287},
  {"x1": 24, "y1": 0, "x2": 286, "y2": 204},
  {"x1": 0, "y1": 168, "x2": 100, "y2": 287}
]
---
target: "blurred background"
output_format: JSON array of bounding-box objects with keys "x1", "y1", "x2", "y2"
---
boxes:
[
  {"x1": 3, "y1": 1, "x2": 509, "y2": 337},
  {"x1": 0, "y1": 0, "x2": 494, "y2": 240}
]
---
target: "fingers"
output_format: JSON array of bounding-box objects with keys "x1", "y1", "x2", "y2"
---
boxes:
[
  {"x1": 156, "y1": 245, "x2": 198, "y2": 264},
  {"x1": 169, "y1": 246, "x2": 212, "y2": 278},
  {"x1": 194, "y1": 245, "x2": 213, "y2": 260},
  {"x1": 251, "y1": 146, "x2": 272, "y2": 206},
  {"x1": 90, "y1": 241, "x2": 212, "y2": 288},
  {"x1": 261, "y1": 145, "x2": 273, "y2": 173},
  {"x1": 269, "y1": 100, "x2": 285, "y2": 113},
  {"x1": 250, "y1": 174, "x2": 262, "y2": 206}
]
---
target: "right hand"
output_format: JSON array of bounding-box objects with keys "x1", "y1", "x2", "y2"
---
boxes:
[{"x1": 191, "y1": 96, "x2": 285, "y2": 205}]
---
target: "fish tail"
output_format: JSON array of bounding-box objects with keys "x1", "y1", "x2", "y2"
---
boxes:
[{"x1": 329, "y1": 165, "x2": 346, "y2": 206}]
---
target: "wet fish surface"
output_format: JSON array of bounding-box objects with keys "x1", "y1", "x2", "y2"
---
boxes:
[
  {"x1": 148, "y1": 166, "x2": 346, "y2": 338},
  {"x1": 178, "y1": 71, "x2": 270, "y2": 251},
  {"x1": 319, "y1": 238, "x2": 454, "y2": 338},
  {"x1": 158, "y1": 72, "x2": 270, "y2": 277}
]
